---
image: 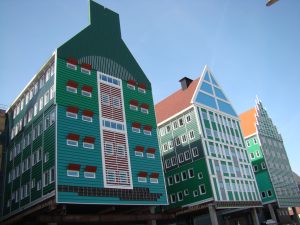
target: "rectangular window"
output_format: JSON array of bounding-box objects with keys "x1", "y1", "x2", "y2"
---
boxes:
[
  {"x1": 150, "y1": 178, "x2": 158, "y2": 183},
  {"x1": 253, "y1": 165, "x2": 258, "y2": 172},
  {"x1": 181, "y1": 171, "x2": 187, "y2": 181},
  {"x1": 174, "y1": 174, "x2": 180, "y2": 183},
  {"x1": 106, "y1": 170, "x2": 116, "y2": 183},
  {"x1": 138, "y1": 176, "x2": 147, "y2": 183},
  {"x1": 130, "y1": 104, "x2": 138, "y2": 111},
  {"x1": 199, "y1": 184, "x2": 206, "y2": 195},
  {"x1": 83, "y1": 142, "x2": 94, "y2": 149},
  {"x1": 166, "y1": 125, "x2": 171, "y2": 133},
  {"x1": 188, "y1": 168, "x2": 194, "y2": 178},
  {"x1": 178, "y1": 118, "x2": 184, "y2": 127},
  {"x1": 119, "y1": 171, "x2": 128, "y2": 184},
  {"x1": 141, "y1": 108, "x2": 149, "y2": 114},
  {"x1": 184, "y1": 151, "x2": 191, "y2": 160},
  {"x1": 175, "y1": 137, "x2": 181, "y2": 146},
  {"x1": 173, "y1": 121, "x2": 178, "y2": 129},
  {"x1": 184, "y1": 189, "x2": 189, "y2": 196},
  {"x1": 81, "y1": 67, "x2": 91, "y2": 75},
  {"x1": 168, "y1": 176, "x2": 173, "y2": 186},
  {"x1": 147, "y1": 153, "x2": 155, "y2": 159},
  {"x1": 246, "y1": 140, "x2": 250, "y2": 147},
  {"x1": 44, "y1": 152, "x2": 49, "y2": 163},
  {"x1": 66, "y1": 86, "x2": 77, "y2": 93},
  {"x1": 104, "y1": 142, "x2": 113, "y2": 155},
  {"x1": 186, "y1": 114, "x2": 191, "y2": 123},
  {"x1": 250, "y1": 152, "x2": 255, "y2": 159},
  {"x1": 39, "y1": 97, "x2": 44, "y2": 111},
  {"x1": 112, "y1": 96, "x2": 120, "y2": 108},
  {"x1": 138, "y1": 87, "x2": 146, "y2": 94},
  {"x1": 84, "y1": 172, "x2": 96, "y2": 179},
  {"x1": 135, "y1": 151, "x2": 143, "y2": 157},
  {"x1": 132, "y1": 127, "x2": 140, "y2": 133},
  {"x1": 181, "y1": 134, "x2": 187, "y2": 143},
  {"x1": 82, "y1": 115, "x2": 93, "y2": 122},
  {"x1": 44, "y1": 91, "x2": 49, "y2": 106},
  {"x1": 34, "y1": 103, "x2": 38, "y2": 116},
  {"x1": 50, "y1": 167, "x2": 55, "y2": 183},
  {"x1": 31, "y1": 178, "x2": 35, "y2": 189},
  {"x1": 163, "y1": 143, "x2": 168, "y2": 152},
  {"x1": 198, "y1": 172, "x2": 203, "y2": 179},
  {"x1": 102, "y1": 93, "x2": 110, "y2": 105},
  {"x1": 50, "y1": 86, "x2": 54, "y2": 100},
  {"x1": 192, "y1": 147, "x2": 199, "y2": 157},
  {"x1": 81, "y1": 90, "x2": 92, "y2": 97},
  {"x1": 43, "y1": 170, "x2": 50, "y2": 187},
  {"x1": 67, "y1": 170, "x2": 79, "y2": 177},
  {"x1": 189, "y1": 130, "x2": 195, "y2": 140},
  {"x1": 170, "y1": 194, "x2": 176, "y2": 203},
  {"x1": 143, "y1": 130, "x2": 152, "y2": 136},
  {"x1": 127, "y1": 83, "x2": 135, "y2": 90},
  {"x1": 37, "y1": 180, "x2": 42, "y2": 191},
  {"x1": 116, "y1": 144, "x2": 126, "y2": 157},
  {"x1": 177, "y1": 192, "x2": 183, "y2": 201},
  {"x1": 261, "y1": 162, "x2": 266, "y2": 169},
  {"x1": 67, "y1": 139, "x2": 78, "y2": 147},
  {"x1": 178, "y1": 153, "x2": 184, "y2": 163},
  {"x1": 256, "y1": 151, "x2": 260, "y2": 157},
  {"x1": 67, "y1": 63, "x2": 77, "y2": 70},
  {"x1": 168, "y1": 140, "x2": 174, "y2": 149},
  {"x1": 66, "y1": 111, "x2": 78, "y2": 119}
]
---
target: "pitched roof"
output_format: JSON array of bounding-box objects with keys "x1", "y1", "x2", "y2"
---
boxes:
[
  {"x1": 155, "y1": 78, "x2": 199, "y2": 124},
  {"x1": 239, "y1": 107, "x2": 257, "y2": 138}
]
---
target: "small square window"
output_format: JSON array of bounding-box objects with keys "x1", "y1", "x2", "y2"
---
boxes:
[
  {"x1": 150, "y1": 178, "x2": 158, "y2": 184},
  {"x1": 147, "y1": 153, "x2": 155, "y2": 159}
]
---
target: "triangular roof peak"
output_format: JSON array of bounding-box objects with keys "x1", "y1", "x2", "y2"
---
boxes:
[{"x1": 191, "y1": 66, "x2": 238, "y2": 117}]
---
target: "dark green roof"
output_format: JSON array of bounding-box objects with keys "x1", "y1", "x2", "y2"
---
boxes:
[{"x1": 57, "y1": 0, "x2": 150, "y2": 88}]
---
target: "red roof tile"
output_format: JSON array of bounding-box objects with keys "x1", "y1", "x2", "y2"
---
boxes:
[
  {"x1": 239, "y1": 108, "x2": 257, "y2": 137},
  {"x1": 155, "y1": 78, "x2": 199, "y2": 124}
]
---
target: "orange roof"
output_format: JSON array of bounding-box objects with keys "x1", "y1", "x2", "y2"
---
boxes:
[
  {"x1": 155, "y1": 78, "x2": 199, "y2": 124},
  {"x1": 239, "y1": 107, "x2": 257, "y2": 137}
]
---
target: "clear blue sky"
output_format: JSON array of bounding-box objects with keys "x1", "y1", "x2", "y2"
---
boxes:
[{"x1": 1, "y1": 1, "x2": 300, "y2": 174}]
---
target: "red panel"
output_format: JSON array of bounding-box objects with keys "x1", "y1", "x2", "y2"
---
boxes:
[
  {"x1": 67, "y1": 80, "x2": 79, "y2": 88},
  {"x1": 138, "y1": 83, "x2": 146, "y2": 89},
  {"x1": 81, "y1": 63, "x2": 92, "y2": 70},
  {"x1": 83, "y1": 137, "x2": 95, "y2": 143},
  {"x1": 67, "y1": 106, "x2": 79, "y2": 114},
  {"x1": 85, "y1": 166, "x2": 97, "y2": 172},
  {"x1": 135, "y1": 146, "x2": 144, "y2": 152},
  {"x1": 150, "y1": 172, "x2": 159, "y2": 178},
  {"x1": 82, "y1": 110, "x2": 94, "y2": 117},
  {"x1": 67, "y1": 58, "x2": 78, "y2": 65},
  {"x1": 143, "y1": 125, "x2": 152, "y2": 131},
  {"x1": 68, "y1": 164, "x2": 80, "y2": 171},
  {"x1": 141, "y1": 103, "x2": 149, "y2": 109},
  {"x1": 127, "y1": 79, "x2": 136, "y2": 85},
  {"x1": 147, "y1": 148, "x2": 156, "y2": 154},
  {"x1": 130, "y1": 99, "x2": 138, "y2": 106},
  {"x1": 82, "y1": 85, "x2": 93, "y2": 92},
  {"x1": 67, "y1": 133, "x2": 80, "y2": 141},
  {"x1": 138, "y1": 172, "x2": 147, "y2": 177},
  {"x1": 132, "y1": 122, "x2": 141, "y2": 128}
]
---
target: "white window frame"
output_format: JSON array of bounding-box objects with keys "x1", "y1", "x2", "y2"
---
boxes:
[
  {"x1": 188, "y1": 168, "x2": 194, "y2": 178},
  {"x1": 150, "y1": 178, "x2": 158, "y2": 184},
  {"x1": 67, "y1": 139, "x2": 78, "y2": 147},
  {"x1": 67, "y1": 170, "x2": 79, "y2": 177},
  {"x1": 138, "y1": 176, "x2": 147, "y2": 183},
  {"x1": 147, "y1": 153, "x2": 155, "y2": 159},
  {"x1": 141, "y1": 108, "x2": 149, "y2": 114},
  {"x1": 83, "y1": 142, "x2": 94, "y2": 149},
  {"x1": 84, "y1": 172, "x2": 96, "y2": 179},
  {"x1": 132, "y1": 127, "x2": 141, "y2": 133},
  {"x1": 138, "y1": 87, "x2": 146, "y2": 94},
  {"x1": 186, "y1": 114, "x2": 191, "y2": 123},
  {"x1": 102, "y1": 93, "x2": 110, "y2": 105},
  {"x1": 143, "y1": 130, "x2": 152, "y2": 136},
  {"x1": 81, "y1": 90, "x2": 92, "y2": 97},
  {"x1": 67, "y1": 63, "x2": 77, "y2": 70},
  {"x1": 104, "y1": 142, "x2": 114, "y2": 155},
  {"x1": 189, "y1": 130, "x2": 195, "y2": 140},
  {"x1": 135, "y1": 151, "x2": 143, "y2": 157},
  {"x1": 112, "y1": 96, "x2": 120, "y2": 108},
  {"x1": 199, "y1": 184, "x2": 206, "y2": 195},
  {"x1": 81, "y1": 67, "x2": 91, "y2": 75},
  {"x1": 66, "y1": 111, "x2": 78, "y2": 119},
  {"x1": 192, "y1": 147, "x2": 199, "y2": 157},
  {"x1": 130, "y1": 104, "x2": 138, "y2": 111},
  {"x1": 44, "y1": 91, "x2": 49, "y2": 106},
  {"x1": 66, "y1": 86, "x2": 77, "y2": 94}
]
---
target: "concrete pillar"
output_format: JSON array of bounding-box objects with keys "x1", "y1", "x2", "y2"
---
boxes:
[
  {"x1": 208, "y1": 204, "x2": 219, "y2": 225},
  {"x1": 268, "y1": 203, "x2": 277, "y2": 222},
  {"x1": 251, "y1": 208, "x2": 260, "y2": 225},
  {"x1": 147, "y1": 206, "x2": 157, "y2": 225},
  {"x1": 292, "y1": 207, "x2": 300, "y2": 225}
]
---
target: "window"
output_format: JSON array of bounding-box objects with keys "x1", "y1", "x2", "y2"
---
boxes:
[
  {"x1": 175, "y1": 137, "x2": 181, "y2": 146},
  {"x1": 81, "y1": 64, "x2": 91, "y2": 75},
  {"x1": 119, "y1": 171, "x2": 128, "y2": 184},
  {"x1": 82, "y1": 110, "x2": 93, "y2": 122},
  {"x1": 50, "y1": 86, "x2": 54, "y2": 100},
  {"x1": 67, "y1": 170, "x2": 79, "y2": 177},
  {"x1": 160, "y1": 127, "x2": 165, "y2": 136},
  {"x1": 84, "y1": 172, "x2": 96, "y2": 179},
  {"x1": 261, "y1": 191, "x2": 266, "y2": 198},
  {"x1": 173, "y1": 121, "x2": 178, "y2": 129},
  {"x1": 104, "y1": 142, "x2": 114, "y2": 155},
  {"x1": 189, "y1": 130, "x2": 195, "y2": 140},
  {"x1": 165, "y1": 159, "x2": 171, "y2": 169},
  {"x1": 37, "y1": 180, "x2": 42, "y2": 191},
  {"x1": 184, "y1": 189, "x2": 189, "y2": 196},
  {"x1": 261, "y1": 162, "x2": 266, "y2": 169},
  {"x1": 138, "y1": 176, "x2": 147, "y2": 183},
  {"x1": 147, "y1": 152, "x2": 155, "y2": 159},
  {"x1": 170, "y1": 194, "x2": 176, "y2": 203},
  {"x1": 168, "y1": 176, "x2": 173, "y2": 186},
  {"x1": 256, "y1": 151, "x2": 260, "y2": 157},
  {"x1": 102, "y1": 93, "x2": 110, "y2": 105},
  {"x1": 188, "y1": 168, "x2": 194, "y2": 178},
  {"x1": 168, "y1": 140, "x2": 174, "y2": 150},
  {"x1": 162, "y1": 143, "x2": 168, "y2": 152},
  {"x1": 253, "y1": 165, "x2": 258, "y2": 172},
  {"x1": 144, "y1": 129, "x2": 152, "y2": 135},
  {"x1": 250, "y1": 153, "x2": 255, "y2": 159},
  {"x1": 44, "y1": 91, "x2": 49, "y2": 106},
  {"x1": 141, "y1": 104, "x2": 149, "y2": 114},
  {"x1": 82, "y1": 90, "x2": 92, "y2": 97},
  {"x1": 177, "y1": 192, "x2": 183, "y2": 201},
  {"x1": 199, "y1": 184, "x2": 206, "y2": 195},
  {"x1": 267, "y1": 190, "x2": 272, "y2": 197},
  {"x1": 166, "y1": 125, "x2": 171, "y2": 133},
  {"x1": 66, "y1": 86, "x2": 77, "y2": 93},
  {"x1": 181, "y1": 134, "x2": 187, "y2": 143},
  {"x1": 174, "y1": 174, "x2": 180, "y2": 183},
  {"x1": 132, "y1": 123, "x2": 141, "y2": 133},
  {"x1": 193, "y1": 190, "x2": 199, "y2": 197},
  {"x1": 112, "y1": 96, "x2": 120, "y2": 108},
  {"x1": 253, "y1": 138, "x2": 257, "y2": 144},
  {"x1": 116, "y1": 144, "x2": 126, "y2": 157},
  {"x1": 186, "y1": 114, "x2": 191, "y2": 123},
  {"x1": 44, "y1": 114, "x2": 50, "y2": 130},
  {"x1": 246, "y1": 140, "x2": 250, "y2": 147},
  {"x1": 43, "y1": 170, "x2": 50, "y2": 187},
  {"x1": 178, "y1": 118, "x2": 184, "y2": 127},
  {"x1": 171, "y1": 156, "x2": 177, "y2": 166},
  {"x1": 198, "y1": 172, "x2": 203, "y2": 179},
  {"x1": 83, "y1": 142, "x2": 94, "y2": 149},
  {"x1": 39, "y1": 96, "x2": 44, "y2": 111},
  {"x1": 50, "y1": 167, "x2": 55, "y2": 183},
  {"x1": 184, "y1": 151, "x2": 191, "y2": 160},
  {"x1": 150, "y1": 176, "x2": 159, "y2": 184},
  {"x1": 181, "y1": 171, "x2": 187, "y2": 181},
  {"x1": 135, "y1": 151, "x2": 143, "y2": 157},
  {"x1": 127, "y1": 80, "x2": 136, "y2": 90},
  {"x1": 178, "y1": 153, "x2": 184, "y2": 163},
  {"x1": 138, "y1": 83, "x2": 146, "y2": 93},
  {"x1": 67, "y1": 139, "x2": 78, "y2": 147},
  {"x1": 192, "y1": 147, "x2": 199, "y2": 157},
  {"x1": 34, "y1": 103, "x2": 38, "y2": 116},
  {"x1": 66, "y1": 106, "x2": 78, "y2": 119},
  {"x1": 107, "y1": 170, "x2": 117, "y2": 183},
  {"x1": 44, "y1": 152, "x2": 49, "y2": 163},
  {"x1": 102, "y1": 119, "x2": 125, "y2": 131}
]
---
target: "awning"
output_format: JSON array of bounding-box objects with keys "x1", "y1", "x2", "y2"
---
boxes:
[
  {"x1": 138, "y1": 83, "x2": 146, "y2": 89},
  {"x1": 129, "y1": 99, "x2": 138, "y2": 106},
  {"x1": 138, "y1": 172, "x2": 147, "y2": 177},
  {"x1": 82, "y1": 110, "x2": 94, "y2": 117},
  {"x1": 143, "y1": 125, "x2": 152, "y2": 131},
  {"x1": 135, "y1": 146, "x2": 144, "y2": 152},
  {"x1": 147, "y1": 148, "x2": 156, "y2": 154},
  {"x1": 82, "y1": 85, "x2": 93, "y2": 93},
  {"x1": 67, "y1": 80, "x2": 79, "y2": 88},
  {"x1": 81, "y1": 63, "x2": 92, "y2": 70},
  {"x1": 150, "y1": 172, "x2": 159, "y2": 179},
  {"x1": 67, "y1": 58, "x2": 78, "y2": 65},
  {"x1": 68, "y1": 164, "x2": 80, "y2": 171},
  {"x1": 67, "y1": 133, "x2": 80, "y2": 141},
  {"x1": 127, "y1": 79, "x2": 136, "y2": 86},
  {"x1": 132, "y1": 122, "x2": 141, "y2": 128},
  {"x1": 140, "y1": 103, "x2": 149, "y2": 109},
  {"x1": 83, "y1": 137, "x2": 95, "y2": 143},
  {"x1": 66, "y1": 106, "x2": 79, "y2": 114},
  {"x1": 85, "y1": 166, "x2": 97, "y2": 172}
]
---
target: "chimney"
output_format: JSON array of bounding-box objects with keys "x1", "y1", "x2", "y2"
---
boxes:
[{"x1": 179, "y1": 77, "x2": 193, "y2": 91}]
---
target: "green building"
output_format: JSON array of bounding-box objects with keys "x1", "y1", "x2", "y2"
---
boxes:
[
  {"x1": 1, "y1": 1, "x2": 167, "y2": 223},
  {"x1": 240, "y1": 99, "x2": 300, "y2": 224},
  {"x1": 155, "y1": 66, "x2": 261, "y2": 225}
]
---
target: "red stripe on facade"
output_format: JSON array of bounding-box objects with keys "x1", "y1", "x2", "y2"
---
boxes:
[
  {"x1": 141, "y1": 103, "x2": 149, "y2": 109},
  {"x1": 85, "y1": 166, "x2": 97, "y2": 172},
  {"x1": 135, "y1": 146, "x2": 144, "y2": 152},
  {"x1": 127, "y1": 79, "x2": 136, "y2": 85},
  {"x1": 67, "y1": 133, "x2": 80, "y2": 141},
  {"x1": 82, "y1": 110, "x2": 94, "y2": 117},
  {"x1": 147, "y1": 148, "x2": 156, "y2": 154},
  {"x1": 143, "y1": 125, "x2": 152, "y2": 131},
  {"x1": 130, "y1": 99, "x2": 138, "y2": 106},
  {"x1": 81, "y1": 63, "x2": 92, "y2": 70},
  {"x1": 67, "y1": 58, "x2": 78, "y2": 65},
  {"x1": 82, "y1": 85, "x2": 93, "y2": 92},
  {"x1": 67, "y1": 80, "x2": 79, "y2": 88},
  {"x1": 132, "y1": 122, "x2": 141, "y2": 128},
  {"x1": 138, "y1": 172, "x2": 147, "y2": 177},
  {"x1": 138, "y1": 83, "x2": 146, "y2": 89},
  {"x1": 83, "y1": 137, "x2": 95, "y2": 143},
  {"x1": 67, "y1": 106, "x2": 79, "y2": 114},
  {"x1": 68, "y1": 164, "x2": 80, "y2": 171},
  {"x1": 150, "y1": 172, "x2": 159, "y2": 178}
]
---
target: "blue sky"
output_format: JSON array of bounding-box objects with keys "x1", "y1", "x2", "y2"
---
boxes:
[{"x1": 0, "y1": 0, "x2": 300, "y2": 175}]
